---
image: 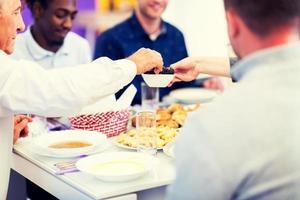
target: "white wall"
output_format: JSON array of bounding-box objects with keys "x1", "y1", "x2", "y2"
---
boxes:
[{"x1": 163, "y1": 0, "x2": 229, "y2": 57}]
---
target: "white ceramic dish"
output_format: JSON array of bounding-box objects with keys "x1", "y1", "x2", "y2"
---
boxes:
[
  {"x1": 30, "y1": 130, "x2": 109, "y2": 158},
  {"x1": 163, "y1": 142, "x2": 175, "y2": 159},
  {"x1": 142, "y1": 74, "x2": 174, "y2": 88},
  {"x1": 169, "y1": 88, "x2": 218, "y2": 103},
  {"x1": 76, "y1": 152, "x2": 157, "y2": 182}
]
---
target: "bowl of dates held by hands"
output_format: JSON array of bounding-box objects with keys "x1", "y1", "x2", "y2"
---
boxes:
[{"x1": 142, "y1": 67, "x2": 175, "y2": 87}]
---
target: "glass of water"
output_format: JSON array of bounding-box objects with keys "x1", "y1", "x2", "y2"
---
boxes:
[
  {"x1": 136, "y1": 111, "x2": 157, "y2": 155},
  {"x1": 141, "y1": 82, "x2": 159, "y2": 111}
]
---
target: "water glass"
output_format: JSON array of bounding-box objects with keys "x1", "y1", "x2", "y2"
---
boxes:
[
  {"x1": 136, "y1": 111, "x2": 157, "y2": 155},
  {"x1": 141, "y1": 82, "x2": 159, "y2": 111}
]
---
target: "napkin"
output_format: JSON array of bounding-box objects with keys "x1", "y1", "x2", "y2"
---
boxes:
[
  {"x1": 114, "y1": 84, "x2": 137, "y2": 111},
  {"x1": 78, "y1": 95, "x2": 117, "y2": 115},
  {"x1": 77, "y1": 84, "x2": 137, "y2": 115}
]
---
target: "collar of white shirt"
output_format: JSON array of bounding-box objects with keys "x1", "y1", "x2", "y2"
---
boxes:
[{"x1": 25, "y1": 27, "x2": 70, "y2": 60}]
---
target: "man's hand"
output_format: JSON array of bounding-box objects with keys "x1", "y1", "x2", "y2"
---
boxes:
[
  {"x1": 13, "y1": 115, "x2": 33, "y2": 144},
  {"x1": 169, "y1": 57, "x2": 201, "y2": 85},
  {"x1": 127, "y1": 48, "x2": 163, "y2": 75}
]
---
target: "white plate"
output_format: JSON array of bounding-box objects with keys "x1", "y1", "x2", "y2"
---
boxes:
[
  {"x1": 163, "y1": 142, "x2": 175, "y2": 159},
  {"x1": 30, "y1": 130, "x2": 109, "y2": 158},
  {"x1": 76, "y1": 152, "x2": 156, "y2": 182},
  {"x1": 169, "y1": 88, "x2": 218, "y2": 104}
]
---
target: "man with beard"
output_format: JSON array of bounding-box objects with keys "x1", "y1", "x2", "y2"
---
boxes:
[
  {"x1": 13, "y1": 0, "x2": 91, "y2": 66},
  {"x1": 11, "y1": 0, "x2": 116, "y2": 131},
  {"x1": 167, "y1": 0, "x2": 300, "y2": 199}
]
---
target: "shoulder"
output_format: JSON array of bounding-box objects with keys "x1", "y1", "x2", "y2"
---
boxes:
[
  {"x1": 97, "y1": 17, "x2": 132, "y2": 41},
  {"x1": 11, "y1": 31, "x2": 30, "y2": 59},
  {"x1": 163, "y1": 21, "x2": 185, "y2": 37},
  {"x1": 14, "y1": 30, "x2": 29, "y2": 49}
]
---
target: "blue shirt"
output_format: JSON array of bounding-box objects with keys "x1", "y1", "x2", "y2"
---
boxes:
[
  {"x1": 94, "y1": 13, "x2": 198, "y2": 105},
  {"x1": 166, "y1": 42, "x2": 300, "y2": 200}
]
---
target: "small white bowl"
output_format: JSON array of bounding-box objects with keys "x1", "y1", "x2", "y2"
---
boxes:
[{"x1": 142, "y1": 74, "x2": 174, "y2": 88}]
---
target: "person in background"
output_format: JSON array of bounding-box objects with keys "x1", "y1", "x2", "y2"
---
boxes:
[
  {"x1": 0, "y1": 0, "x2": 163, "y2": 199},
  {"x1": 11, "y1": 0, "x2": 107, "y2": 131},
  {"x1": 93, "y1": 0, "x2": 206, "y2": 105},
  {"x1": 167, "y1": 0, "x2": 300, "y2": 199}
]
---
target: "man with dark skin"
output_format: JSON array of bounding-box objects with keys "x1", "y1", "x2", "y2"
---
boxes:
[
  {"x1": 12, "y1": 0, "x2": 96, "y2": 134},
  {"x1": 27, "y1": 0, "x2": 78, "y2": 53}
]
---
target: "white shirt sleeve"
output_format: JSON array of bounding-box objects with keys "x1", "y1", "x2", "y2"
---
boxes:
[{"x1": 0, "y1": 52, "x2": 136, "y2": 117}]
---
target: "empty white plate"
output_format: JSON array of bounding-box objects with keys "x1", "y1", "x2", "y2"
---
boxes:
[
  {"x1": 30, "y1": 130, "x2": 109, "y2": 158},
  {"x1": 76, "y1": 152, "x2": 157, "y2": 182},
  {"x1": 169, "y1": 88, "x2": 218, "y2": 104}
]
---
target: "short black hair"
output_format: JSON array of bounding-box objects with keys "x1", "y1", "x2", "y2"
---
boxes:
[
  {"x1": 25, "y1": 0, "x2": 52, "y2": 11},
  {"x1": 224, "y1": 0, "x2": 300, "y2": 36}
]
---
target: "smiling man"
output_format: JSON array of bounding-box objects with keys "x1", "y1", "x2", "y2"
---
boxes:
[
  {"x1": 0, "y1": 0, "x2": 163, "y2": 198},
  {"x1": 11, "y1": 0, "x2": 100, "y2": 133},
  {"x1": 93, "y1": 0, "x2": 202, "y2": 105},
  {"x1": 10, "y1": 0, "x2": 98, "y2": 199},
  {"x1": 12, "y1": 0, "x2": 91, "y2": 67}
]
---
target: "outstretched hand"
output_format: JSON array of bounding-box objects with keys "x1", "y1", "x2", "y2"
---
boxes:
[
  {"x1": 127, "y1": 48, "x2": 163, "y2": 75},
  {"x1": 168, "y1": 57, "x2": 200, "y2": 86}
]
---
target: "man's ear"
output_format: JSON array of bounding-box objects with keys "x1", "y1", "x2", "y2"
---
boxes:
[
  {"x1": 32, "y1": 2, "x2": 44, "y2": 20},
  {"x1": 226, "y1": 9, "x2": 240, "y2": 40}
]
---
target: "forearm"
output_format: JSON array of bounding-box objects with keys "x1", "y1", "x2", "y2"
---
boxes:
[
  {"x1": 195, "y1": 57, "x2": 231, "y2": 77},
  {"x1": 0, "y1": 57, "x2": 136, "y2": 117}
]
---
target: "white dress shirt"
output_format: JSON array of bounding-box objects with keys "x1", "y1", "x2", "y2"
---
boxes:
[
  {"x1": 0, "y1": 50, "x2": 136, "y2": 199},
  {"x1": 11, "y1": 28, "x2": 116, "y2": 127}
]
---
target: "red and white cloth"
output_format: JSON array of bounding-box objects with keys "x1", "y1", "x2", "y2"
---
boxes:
[{"x1": 70, "y1": 110, "x2": 130, "y2": 137}]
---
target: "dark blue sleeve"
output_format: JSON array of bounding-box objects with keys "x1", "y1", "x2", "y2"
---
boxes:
[{"x1": 93, "y1": 32, "x2": 124, "y2": 60}]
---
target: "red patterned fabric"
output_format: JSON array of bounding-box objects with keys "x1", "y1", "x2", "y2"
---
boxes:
[{"x1": 69, "y1": 110, "x2": 130, "y2": 137}]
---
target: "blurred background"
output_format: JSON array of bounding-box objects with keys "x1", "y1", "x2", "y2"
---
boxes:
[{"x1": 22, "y1": 0, "x2": 229, "y2": 57}]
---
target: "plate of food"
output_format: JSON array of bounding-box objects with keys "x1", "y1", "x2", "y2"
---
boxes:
[
  {"x1": 115, "y1": 126, "x2": 178, "y2": 150},
  {"x1": 30, "y1": 130, "x2": 109, "y2": 158},
  {"x1": 76, "y1": 152, "x2": 157, "y2": 182},
  {"x1": 131, "y1": 103, "x2": 200, "y2": 129},
  {"x1": 163, "y1": 142, "x2": 175, "y2": 159}
]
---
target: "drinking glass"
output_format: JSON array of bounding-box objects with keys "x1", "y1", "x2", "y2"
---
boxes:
[
  {"x1": 136, "y1": 111, "x2": 157, "y2": 155},
  {"x1": 141, "y1": 82, "x2": 159, "y2": 111}
]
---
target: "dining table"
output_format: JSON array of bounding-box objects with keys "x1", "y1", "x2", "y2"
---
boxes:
[{"x1": 12, "y1": 137, "x2": 175, "y2": 200}]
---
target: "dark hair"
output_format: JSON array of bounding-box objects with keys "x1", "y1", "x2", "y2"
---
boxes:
[
  {"x1": 25, "y1": 0, "x2": 52, "y2": 11},
  {"x1": 224, "y1": 0, "x2": 300, "y2": 36}
]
